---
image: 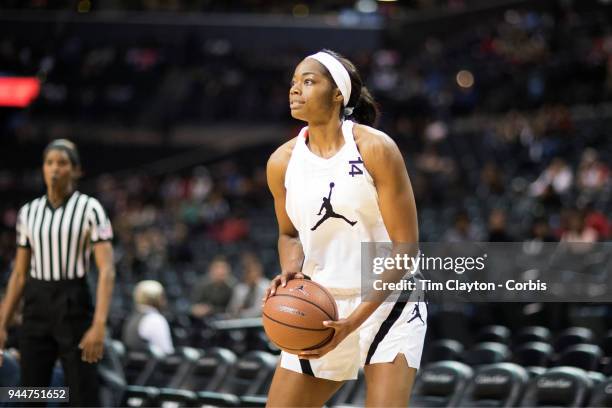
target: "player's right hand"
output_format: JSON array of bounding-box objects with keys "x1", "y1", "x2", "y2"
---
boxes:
[
  {"x1": 0, "y1": 327, "x2": 7, "y2": 367},
  {"x1": 262, "y1": 271, "x2": 306, "y2": 304}
]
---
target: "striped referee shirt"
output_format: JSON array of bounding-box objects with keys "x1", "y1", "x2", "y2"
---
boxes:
[{"x1": 16, "y1": 191, "x2": 113, "y2": 281}]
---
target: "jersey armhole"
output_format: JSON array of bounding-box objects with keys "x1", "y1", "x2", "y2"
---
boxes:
[{"x1": 351, "y1": 125, "x2": 376, "y2": 185}]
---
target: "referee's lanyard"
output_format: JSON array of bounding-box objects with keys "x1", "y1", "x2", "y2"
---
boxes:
[{"x1": 22, "y1": 277, "x2": 94, "y2": 329}]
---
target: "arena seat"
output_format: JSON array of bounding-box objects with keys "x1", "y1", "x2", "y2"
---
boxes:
[
  {"x1": 98, "y1": 338, "x2": 128, "y2": 406},
  {"x1": 123, "y1": 344, "x2": 166, "y2": 385},
  {"x1": 110, "y1": 339, "x2": 127, "y2": 364},
  {"x1": 464, "y1": 342, "x2": 511, "y2": 366},
  {"x1": 145, "y1": 347, "x2": 200, "y2": 388},
  {"x1": 589, "y1": 376, "x2": 612, "y2": 407},
  {"x1": 602, "y1": 330, "x2": 612, "y2": 357},
  {"x1": 514, "y1": 326, "x2": 551, "y2": 346},
  {"x1": 525, "y1": 366, "x2": 546, "y2": 379},
  {"x1": 588, "y1": 371, "x2": 606, "y2": 386},
  {"x1": 196, "y1": 391, "x2": 240, "y2": 407},
  {"x1": 122, "y1": 386, "x2": 160, "y2": 408},
  {"x1": 554, "y1": 327, "x2": 594, "y2": 353},
  {"x1": 326, "y1": 378, "x2": 360, "y2": 406},
  {"x1": 344, "y1": 369, "x2": 366, "y2": 406},
  {"x1": 197, "y1": 351, "x2": 277, "y2": 407},
  {"x1": 519, "y1": 366, "x2": 593, "y2": 407},
  {"x1": 600, "y1": 331, "x2": 612, "y2": 375},
  {"x1": 557, "y1": 344, "x2": 603, "y2": 371},
  {"x1": 477, "y1": 326, "x2": 511, "y2": 345},
  {"x1": 0, "y1": 352, "x2": 20, "y2": 386},
  {"x1": 179, "y1": 347, "x2": 237, "y2": 391},
  {"x1": 513, "y1": 341, "x2": 553, "y2": 368},
  {"x1": 424, "y1": 339, "x2": 464, "y2": 363},
  {"x1": 409, "y1": 361, "x2": 473, "y2": 407},
  {"x1": 456, "y1": 362, "x2": 528, "y2": 407},
  {"x1": 155, "y1": 388, "x2": 198, "y2": 407}
]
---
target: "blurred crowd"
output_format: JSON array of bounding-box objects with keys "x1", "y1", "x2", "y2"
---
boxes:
[
  {"x1": 0, "y1": 0, "x2": 461, "y2": 14},
  {"x1": 1, "y1": 2, "x2": 612, "y2": 349},
  {"x1": 1, "y1": 5, "x2": 611, "y2": 131}
]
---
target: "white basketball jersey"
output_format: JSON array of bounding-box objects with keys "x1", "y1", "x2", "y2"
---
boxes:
[{"x1": 284, "y1": 120, "x2": 390, "y2": 291}]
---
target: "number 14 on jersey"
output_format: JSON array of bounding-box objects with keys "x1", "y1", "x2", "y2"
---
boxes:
[{"x1": 349, "y1": 157, "x2": 364, "y2": 177}]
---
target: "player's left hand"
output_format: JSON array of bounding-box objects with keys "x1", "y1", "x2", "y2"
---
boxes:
[
  {"x1": 79, "y1": 324, "x2": 105, "y2": 363},
  {"x1": 298, "y1": 318, "x2": 355, "y2": 359}
]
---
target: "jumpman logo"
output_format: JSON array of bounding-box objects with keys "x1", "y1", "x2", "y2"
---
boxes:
[
  {"x1": 311, "y1": 182, "x2": 357, "y2": 231},
  {"x1": 408, "y1": 302, "x2": 424, "y2": 325},
  {"x1": 291, "y1": 285, "x2": 308, "y2": 295}
]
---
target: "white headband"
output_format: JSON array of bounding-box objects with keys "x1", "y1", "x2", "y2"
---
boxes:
[{"x1": 307, "y1": 52, "x2": 352, "y2": 112}]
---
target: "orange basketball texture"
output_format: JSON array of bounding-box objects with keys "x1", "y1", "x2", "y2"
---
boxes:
[{"x1": 262, "y1": 279, "x2": 339, "y2": 353}]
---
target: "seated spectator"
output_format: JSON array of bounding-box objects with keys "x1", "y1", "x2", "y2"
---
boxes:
[
  {"x1": 577, "y1": 148, "x2": 609, "y2": 197},
  {"x1": 479, "y1": 161, "x2": 506, "y2": 197},
  {"x1": 527, "y1": 217, "x2": 557, "y2": 242},
  {"x1": 583, "y1": 202, "x2": 610, "y2": 240},
  {"x1": 227, "y1": 252, "x2": 270, "y2": 318},
  {"x1": 191, "y1": 256, "x2": 235, "y2": 319},
  {"x1": 444, "y1": 210, "x2": 484, "y2": 242},
  {"x1": 487, "y1": 209, "x2": 515, "y2": 241},
  {"x1": 122, "y1": 280, "x2": 174, "y2": 355},
  {"x1": 561, "y1": 209, "x2": 598, "y2": 243},
  {"x1": 530, "y1": 157, "x2": 573, "y2": 197}
]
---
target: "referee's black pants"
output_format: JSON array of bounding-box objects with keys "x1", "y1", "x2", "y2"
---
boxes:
[{"x1": 20, "y1": 278, "x2": 100, "y2": 407}]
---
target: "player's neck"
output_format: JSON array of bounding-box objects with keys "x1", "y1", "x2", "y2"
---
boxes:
[
  {"x1": 47, "y1": 186, "x2": 74, "y2": 208},
  {"x1": 306, "y1": 119, "x2": 344, "y2": 158}
]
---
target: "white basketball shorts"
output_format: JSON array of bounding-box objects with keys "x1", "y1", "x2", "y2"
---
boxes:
[{"x1": 279, "y1": 289, "x2": 427, "y2": 382}]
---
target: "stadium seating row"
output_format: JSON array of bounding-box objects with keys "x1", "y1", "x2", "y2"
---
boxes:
[{"x1": 97, "y1": 338, "x2": 612, "y2": 407}]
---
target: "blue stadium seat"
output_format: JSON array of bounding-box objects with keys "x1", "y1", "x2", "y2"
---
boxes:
[
  {"x1": 0, "y1": 352, "x2": 20, "y2": 387},
  {"x1": 456, "y1": 362, "x2": 528, "y2": 407},
  {"x1": 424, "y1": 339, "x2": 464, "y2": 363},
  {"x1": 98, "y1": 338, "x2": 127, "y2": 406},
  {"x1": 410, "y1": 361, "x2": 473, "y2": 407},
  {"x1": 197, "y1": 351, "x2": 277, "y2": 406},
  {"x1": 477, "y1": 325, "x2": 511, "y2": 345},
  {"x1": 179, "y1": 347, "x2": 237, "y2": 391},
  {"x1": 122, "y1": 386, "x2": 160, "y2": 408},
  {"x1": 123, "y1": 344, "x2": 166, "y2": 385},
  {"x1": 589, "y1": 376, "x2": 612, "y2": 407},
  {"x1": 514, "y1": 326, "x2": 551, "y2": 346},
  {"x1": 345, "y1": 369, "x2": 366, "y2": 406},
  {"x1": 519, "y1": 366, "x2": 593, "y2": 407},
  {"x1": 156, "y1": 388, "x2": 198, "y2": 407},
  {"x1": 602, "y1": 330, "x2": 612, "y2": 357},
  {"x1": 557, "y1": 344, "x2": 603, "y2": 371},
  {"x1": 513, "y1": 341, "x2": 553, "y2": 368},
  {"x1": 145, "y1": 347, "x2": 200, "y2": 388},
  {"x1": 554, "y1": 327, "x2": 594, "y2": 353},
  {"x1": 588, "y1": 371, "x2": 606, "y2": 386},
  {"x1": 464, "y1": 342, "x2": 511, "y2": 366}
]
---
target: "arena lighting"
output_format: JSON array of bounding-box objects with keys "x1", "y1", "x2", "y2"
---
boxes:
[
  {"x1": 456, "y1": 70, "x2": 475, "y2": 88},
  {"x1": 0, "y1": 77, "x2": 41, "y2": 107}
]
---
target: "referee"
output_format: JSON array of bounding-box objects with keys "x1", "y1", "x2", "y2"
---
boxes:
[{"x1": 0, "y1": 139, "x2": 115, "y2": 406}]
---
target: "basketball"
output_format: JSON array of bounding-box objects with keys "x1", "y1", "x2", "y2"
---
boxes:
[{"x1": 262, "y1": 279, "x2": 338, "y2": 354}]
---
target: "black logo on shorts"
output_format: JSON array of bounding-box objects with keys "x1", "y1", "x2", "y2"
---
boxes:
[
  {"x1": 311, "y1": 182, "x2": 357, "y2": 231},
  {"x1": 408, "y1": 303, "x2": 424, "y2": 325}
]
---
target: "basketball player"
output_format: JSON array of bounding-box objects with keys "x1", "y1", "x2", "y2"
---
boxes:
[
  {"x1": 0, "y1": 139, "x2": 115, "y2": 406},
  {"x1": 263, "y1": 50, "x2": 427, "y2": 406}
]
